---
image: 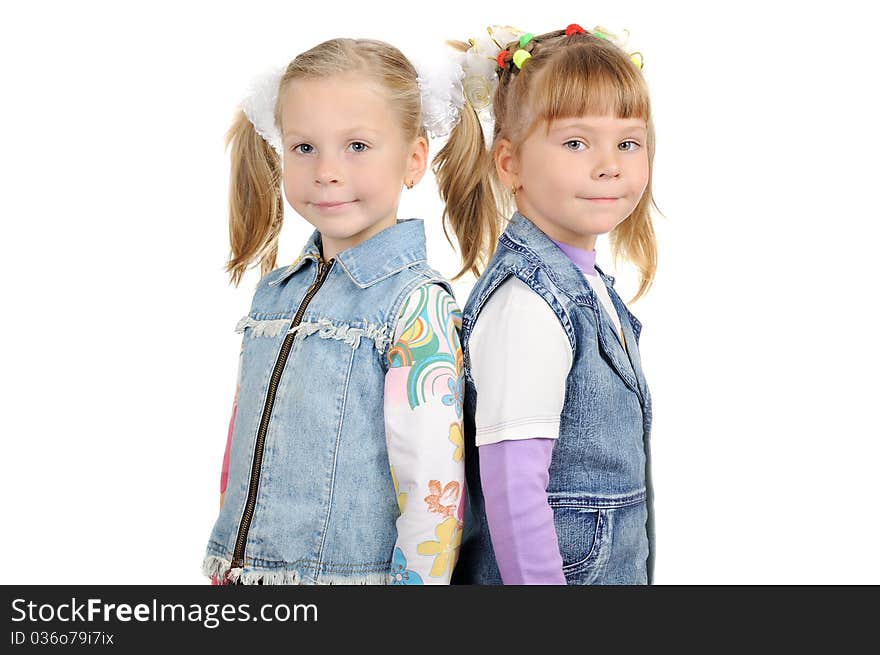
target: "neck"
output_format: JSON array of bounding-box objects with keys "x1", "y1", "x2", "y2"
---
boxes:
[
  {"x1": 319, "y1": 215, "x2": 398, "y2": 261},
  {"x1": 550, "y1": 238, "x2": 598, "y2": 276},
  {"x1": 514, "y1": 203, "x2": 598, "y2": 251}
]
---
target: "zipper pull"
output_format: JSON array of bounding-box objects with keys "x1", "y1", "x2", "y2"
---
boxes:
[{"x1": 320, "y1": 258, "x2": 334, "y2": 278}]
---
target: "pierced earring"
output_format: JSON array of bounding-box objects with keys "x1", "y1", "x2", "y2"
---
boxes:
[
  {"x1": 511, "y1": 183, "x2": 520, "y2": 196},
  {"x1": 405, "y1": 179, "x2": 414, "y2": 190}
]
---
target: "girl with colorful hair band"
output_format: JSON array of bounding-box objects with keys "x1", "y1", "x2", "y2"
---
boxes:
[
  {"x1": 202, "y1": 38, "x2": 465, "y2": 585},
  {"x1": 432, "y1": 24, "x2": 658, "y2": 584}
]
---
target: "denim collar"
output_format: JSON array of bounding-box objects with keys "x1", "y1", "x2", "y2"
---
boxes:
[
  {"x1": 269, "y1": 218, "x2": 428, "y2": 288},
  {"x1": 500, "y1": 211, "x2": 616, "y2": 299}
]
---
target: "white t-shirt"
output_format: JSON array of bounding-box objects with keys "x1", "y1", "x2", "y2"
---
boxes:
[{"x1": 469, "y1": 274, "x2": 625, "y2": 447}]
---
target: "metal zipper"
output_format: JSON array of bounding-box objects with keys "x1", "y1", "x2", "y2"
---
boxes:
[{"x1": 230, "y1": 257, "x2": 334, "y2": 570}]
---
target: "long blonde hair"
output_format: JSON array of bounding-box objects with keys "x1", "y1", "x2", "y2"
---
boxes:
[
  {"x1": 433, "y1": 28, "x2": 660, "y2": 301},
  {"x1": 224, "y1": 39, "x2": 427, "y2": 287}
]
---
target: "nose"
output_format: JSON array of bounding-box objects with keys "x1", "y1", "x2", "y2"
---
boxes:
[
  {"x1": 314, "y1": 155, "x2": 342, "y2": 185},
  {"x1": 593, "y1": 149, "x2": 621, "y2": 179}
]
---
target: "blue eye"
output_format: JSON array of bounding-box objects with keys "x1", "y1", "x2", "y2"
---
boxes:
[
  {"x1": 619, "y1": 140, "x2": 641, "y2": 151},
  {"x1": 348, "y1": 141, "x2": 369, "y2": 153},
  {"x1": 564, "y1": 140, "x2": 586, "y2": 151},
  {"x1": 292, "y1": 143, "x2": 314, "y2": 154}
]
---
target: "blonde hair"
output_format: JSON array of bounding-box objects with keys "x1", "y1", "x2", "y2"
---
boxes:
[
  {"x1": 224, "y1": 38, "x2": 427, "y2": 287},
  {"x1": 433, "y1": 28, "x2": 660, "y2": 301}
]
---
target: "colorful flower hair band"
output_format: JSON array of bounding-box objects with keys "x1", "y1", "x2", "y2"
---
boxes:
[{"x1": 494, "y1": 23, "x2": 644, "y2": 71}]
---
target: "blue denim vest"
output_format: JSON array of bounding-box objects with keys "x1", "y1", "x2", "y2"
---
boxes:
[
  {"x1": 203, "y1": 219, "x2": 454, "y2": 585},
  {"x1": 453, "y1": 212, "x2": 655, "y2": 585}
]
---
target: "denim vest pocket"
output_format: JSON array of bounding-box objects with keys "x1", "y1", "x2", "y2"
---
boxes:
[
  {"x1": 549, "y1": 501, "x2": 604, "y2": 575},
  {"x1": 548, "y1": 489, "x2": 646, "y2": 582}
]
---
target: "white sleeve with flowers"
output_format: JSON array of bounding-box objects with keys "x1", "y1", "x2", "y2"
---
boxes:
[{"x1": 383, "y1": 283, "x2": 465, "y2": 585}]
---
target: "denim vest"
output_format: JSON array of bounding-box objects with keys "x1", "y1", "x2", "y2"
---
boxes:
[
  {"x1": 453, "y1": 212, "x2": 655, "y2": 585},
  {"x1": 203, "y1": 219, "x2": 454, "y2": 585}
]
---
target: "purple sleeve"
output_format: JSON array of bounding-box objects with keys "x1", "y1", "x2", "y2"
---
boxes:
[{"x1": 479, "y1": 438, "x2": 567, "y2": 584}]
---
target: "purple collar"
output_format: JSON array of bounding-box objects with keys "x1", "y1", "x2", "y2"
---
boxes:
[{"x1": 551, "y1": 238, "x2": 597, "y2": 276}]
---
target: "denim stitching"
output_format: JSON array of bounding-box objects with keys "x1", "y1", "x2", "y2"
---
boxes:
[
  {"x1": 315, "y1": 345, "x2": 356, "y2": 571},
  {"x1": 560, "y1": 509, "x2": 604, "y2": 572},
  {"x1": 336, "y1": 257, "x2": 428, "y2": 289},
  {"x1": 547, "y1": 488, "x2": 646, "y2": 509},
  {"x1": 206, "y1": 545, "x2": 387, "y2": 570},
  {"x1": 498, "y1": 235, "x2": 586, "y2": 307}
]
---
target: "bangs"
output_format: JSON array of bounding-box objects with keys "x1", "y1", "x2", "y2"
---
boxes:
[{"x1": 530, "y1": 45, "x2": 650, "y2": 128}]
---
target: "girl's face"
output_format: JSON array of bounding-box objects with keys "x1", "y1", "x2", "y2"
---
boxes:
[
  {"x1": 280, "y1": 73, "x2": 427, "y2": 261},
  {"x1": 496, "y1": 113, "x2": 649, "y2": 251}
]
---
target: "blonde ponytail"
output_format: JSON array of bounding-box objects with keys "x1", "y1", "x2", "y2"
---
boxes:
[
  {"x1": 225, "y1": 109, "x2": 283, "y2": 287},
  {"x1": 432, "y1": 99, "x2": 502, "y2": 280}
]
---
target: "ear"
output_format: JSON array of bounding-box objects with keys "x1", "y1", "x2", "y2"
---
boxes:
[
  {"x1": 494, "y1": 137, "x2": 520, "y2": 189},
  {"x1": 404, "y1": 135, "x2": 429, "y2": 185}
]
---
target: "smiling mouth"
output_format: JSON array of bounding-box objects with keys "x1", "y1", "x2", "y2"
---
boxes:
[{"x1": 312, "y1": 200, "x2": 358, "y2": 209}]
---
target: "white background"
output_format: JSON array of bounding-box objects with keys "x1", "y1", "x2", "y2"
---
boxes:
[{"x1": 2, "y1": 0, "x2": 877, "y2": 584}]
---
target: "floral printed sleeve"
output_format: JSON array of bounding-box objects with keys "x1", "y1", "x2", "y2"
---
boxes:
[{"x1": 384, "y1": 283, "x2": 465, "y2": 585}]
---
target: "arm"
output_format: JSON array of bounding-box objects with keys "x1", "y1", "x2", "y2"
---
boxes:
[
  {"x1": 219, "y1": 341, "x2": 244, "y2": 511},
  {"x1": 469, "y1": 277, "x2": 573, "y2": 584},
  {"x1": 384, "y1": 284, "x2": 465, "y2": 584},
  {"x1": 479, "y1": 439, "x2": 566, "y2": 584},
  {"x1": 212, "y1": 342, "x2": 244, "y2": 586}
]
